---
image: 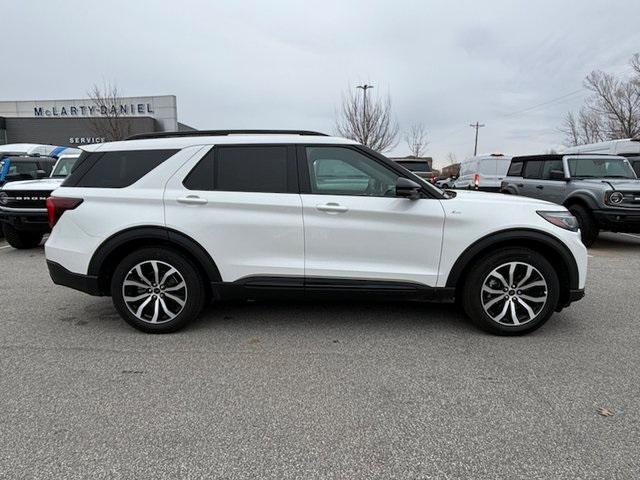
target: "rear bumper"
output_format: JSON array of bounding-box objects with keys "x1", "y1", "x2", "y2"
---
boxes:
[
  {"x1": 47, "y1": 260, "x2": 102, "y2": 296},
  {"x1": 0, "y1": 208, "x2": 50, "y2": 233},
  {"x1": 593, "y1": 208, "x2": 640, "y2": 233}
]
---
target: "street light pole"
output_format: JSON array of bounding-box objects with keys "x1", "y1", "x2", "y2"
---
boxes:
[
  {"x1": 357, "y1": 84, "x2": 374, "y2": 145},
  {"x1": 469, "y1": 121, "x2": 485, "y2": 156}
]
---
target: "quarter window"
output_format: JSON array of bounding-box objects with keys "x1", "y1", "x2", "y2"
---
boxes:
[
  {"x1": 507, "y1": 161, "x2": 523, "y2": 177},
  {"x1": 305, "y1": 146, "x2": 398, "y2": 197}
]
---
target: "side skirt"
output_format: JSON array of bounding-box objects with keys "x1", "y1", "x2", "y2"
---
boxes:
[{"x1": 211, "y1": 276, "x2": 455, "y2": 303}]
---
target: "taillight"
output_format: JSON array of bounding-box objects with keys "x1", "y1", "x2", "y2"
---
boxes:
[
  {"x1": 473, "y1": 173, "x2": 480, "y2": 187},
  {"x1": 46, "y1": 197, "x2": 83, "y2": 228}
]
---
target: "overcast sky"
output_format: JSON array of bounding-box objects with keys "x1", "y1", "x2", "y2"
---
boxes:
[{"x1": 3, "y1": 0, "x2": 640, "y2": 167}]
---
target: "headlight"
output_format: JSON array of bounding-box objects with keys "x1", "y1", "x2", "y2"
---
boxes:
[
  {"x1": 537, "y1": 210, "x2": 579, "y2": 232},
  {"x1": 606, "y1": 191, "x2": 624, "y2": 205},
  {"x1": 0, "y1": 191, "x2": 8, "y2": 206}
]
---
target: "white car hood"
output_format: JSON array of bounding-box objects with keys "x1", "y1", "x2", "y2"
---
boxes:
[
  {"x1": 1, "y1": 178, "x2": 65, "y2": 191},
  {"x1": 449, "y1": 189, "x2": 559, "y2": 208}
]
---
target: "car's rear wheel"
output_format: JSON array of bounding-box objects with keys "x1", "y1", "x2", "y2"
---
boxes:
[
  {"x1": 462, "y1": 248, "x2": 560, "y2": 335},
  {"x1": 567, "y1": 204, "x2": 598, "y2": 247},
  {"x1": 111, "y1": 247, "x2": 206, "y2": 333},
  {"x1": 2, "y1": 224, "x2": 43, "y2": 249}
]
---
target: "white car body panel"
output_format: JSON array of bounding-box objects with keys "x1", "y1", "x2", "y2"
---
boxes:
[
  {"x1": 301, "y1": 193, "x2": 445, "y2": 285},
  {"x1": 45, "y1": 135, "x2": 587, "y2": 301}
]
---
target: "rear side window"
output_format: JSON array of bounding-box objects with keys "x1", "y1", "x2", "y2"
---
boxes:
[
  {"x1": 64, "y1": 150, "x2": 178, "y2": 188},
  {"x1": 507, "y1": 161, "x2": 523, "y2": 176},
  {"x1": 523, "y1": 160, "x2": 543, "y2": 179},
  {"x1": 184, "y1": 145, "x2": 293, "y2": 193},
  {"x1": 541, "y1": 160, "x2": 564, "y2": 180}
]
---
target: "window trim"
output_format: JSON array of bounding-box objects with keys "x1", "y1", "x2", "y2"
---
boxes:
[
  {"x1": 296, "y1": 144, "x2": 442, "y2": 199},
  {"x1": 183, "y1": 144, "x2": 299, "y2": 194}
]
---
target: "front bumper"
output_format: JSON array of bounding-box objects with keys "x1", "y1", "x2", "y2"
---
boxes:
[
  {"x1": 47, "y1": 260, "x2": 102, "y2": 296},
  {"x1": 0, "y1": 207, "x2": 50, "y2": 233},
  {"x1": 593, "y1": 208, "x2": 640, "y2": 233},
  {"x1": 556, "y1": 288, "x2": 585, "y2": 311}
]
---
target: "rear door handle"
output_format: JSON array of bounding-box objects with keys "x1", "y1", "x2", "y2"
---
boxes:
[
  {"x1": 316, "y1": 203, "x2": 348, "y2": 213},
  {"x1": 517, "y1": 183, "x2": 524, "y2": 188},
  {"x1": 177, "y1": 195, "x2": 208, "y2": 205},
  {"x1": 535, "y1": 185, "x2": 544, "y2": 190}
]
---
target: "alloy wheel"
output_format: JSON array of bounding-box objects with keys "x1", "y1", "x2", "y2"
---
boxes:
[
  {"x1": 480, "y1": 261, "x2": 548, "y2": 326},
  {"x1": 122, "y1": 260, "x2": 187, "y2": 324}
]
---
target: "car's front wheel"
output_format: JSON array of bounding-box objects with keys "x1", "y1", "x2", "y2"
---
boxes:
[
  {"x1": 461, "y1": 248, "x2": 560, "y2": 335},
  {"x1": 111, "y1": 247, "x2": 206, "y2": 333}
]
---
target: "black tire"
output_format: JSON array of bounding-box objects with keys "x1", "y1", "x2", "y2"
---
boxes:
[
  {"x1": 567, "y1": 204, "x2": 598, "y2": 247},
  {"x1": 2, "y1": 224, "x2": 43, "y2": 249},
  {"x1": 461, "y1": 247, "x2": 560, "y2": 335},
  {"x1": 110, "y1": 247, "x2": 206, "y2": 333}
]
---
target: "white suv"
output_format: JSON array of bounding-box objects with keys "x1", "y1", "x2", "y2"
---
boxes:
[{"x1": 45, "y1": 130, "x2": 587, "y2": 335}]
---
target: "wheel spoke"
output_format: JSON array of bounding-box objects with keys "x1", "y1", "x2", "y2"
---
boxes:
[
  {"x1": 519, "y1": 280, "x2": 546, "y2": 290},
  {"x1": 490, "y1": 271, "x2": 509, "y2": 288},
  {"x1": 517, "y1": 266, "x2": 533, "y2": 288},
  {"x1": 164, "y1": 281, "x2": 186, "y2": 292},
  {"x1": 508, "y1": 263, "x2": 516, "y2": 286},
  {"x1": 159, "y1": 298, "x2": 176, "y2": 319},
  {"x1": 151, "y1": 261, "x2": 160, "y2": 285},
  {"x1": 493, "y1": 299, "x2": 511, "y2": 322},
  {"x1": 519, "y1": 294, "x2": 546, "y2": 303},
  {"x1": 124, "y1": 280, "x2": 150, "y2": 289},
  {"x1": 516, "y1": 297, "x2": 536, "y2": 320},
  {"x1": 484, "y1": 295, "x2": 506, "y2": 310},
  {"x1": 509, "y1": 300, "x2": 520, "y2": 325},
  {"x1": 159, "y1": 267, "x2": 177, "y2": 286},
  {"x1": 135, "y1": 265, "x2": 152, "y2": 286},
  {"x1": 124, "y1": 293, "x2": 150, "y2": 302},
  {"x1": 482, "y1": 286, "x2": 504, "y2": 295},
  {"x1": 135, "y1": 295, "x2": 153, "y2": 317},
  {"x1": 164, "y1": 292, "x2": 185, "y2": 307},
  {"x1": 150, "y1": 298, "x2": 160, "y2": 323}
]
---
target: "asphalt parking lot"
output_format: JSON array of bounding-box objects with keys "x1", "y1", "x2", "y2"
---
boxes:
[{"x1": 1, "y1": 234, "x2": 639, "y2": 479}]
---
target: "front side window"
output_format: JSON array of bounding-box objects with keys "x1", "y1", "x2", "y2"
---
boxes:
[
  {"x1": 541, "y1": 160, "x2": 564, "y2": 180},
  {"x1": 306, "y1": 146, "x2": 398, "y2": 197},
  {"x1": 567, "y1": 157, "x2": 636, "y2": 179}
]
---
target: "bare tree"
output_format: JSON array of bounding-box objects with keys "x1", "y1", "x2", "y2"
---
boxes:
[
  {"x1": 335, "y1": 86, "x2": 399, "y2": 152},
  {"x1": 561, "y1": 53, "x2": 640, "y2": 145},
  {"x1": 404, "y1": 123, "x2": 429, "y2": 157},
  {"x1": 87, "y1": 82, "x2": 133, "y2": 141},
  {"x1": 445, "y1": 152, "x2": 457, "y2": 165}
]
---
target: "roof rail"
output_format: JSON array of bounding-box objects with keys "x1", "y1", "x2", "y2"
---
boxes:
[{"x1": 126, "y1": 129, "x2": 329, "y2": 141}]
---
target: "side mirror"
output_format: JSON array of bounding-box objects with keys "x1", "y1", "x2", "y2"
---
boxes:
[
  {"x1": 396, "y1": 177, "x2": 421, "y2": 200},
  {"x1": 549, "y1": 169, "x2": 567, "y2": 181},
  {"x1": 36, "y1": 169, "x2": 47, "y2": 179}
]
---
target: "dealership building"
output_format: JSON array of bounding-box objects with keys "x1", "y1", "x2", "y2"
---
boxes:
[{"x1": 0, "y1": 95, "x2": 193, "y2": 147}]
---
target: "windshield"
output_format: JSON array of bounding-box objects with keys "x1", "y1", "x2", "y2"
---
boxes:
[
  {"x1": 52, "y1": 157, "x2": 78, "y2": 178},
  {"x1": 397, "y1": 161, "x2": 430, "y2": 172},
  {"x1": 567, "y1": 157, "x2": 637, "y2": 179}
]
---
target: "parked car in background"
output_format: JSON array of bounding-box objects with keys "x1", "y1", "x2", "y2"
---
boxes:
[
  {"x1": 0, "y1": 153, "x2": 80, "y2": 248},
  {"x1": 0, "y1": 155, "x2": 57, "y2": 186},
  {"x1": 454, "y1": 153, "x2": 512, "y2": 191},
  {"x1": 435, "y1": 176, "x2": 457, "y2": 189},
  {"x1": 501, "y1": 153, "x2": 640, "y2": 246},
  {"x1": 563, "y1": 138, "x2": 640, "y2": 177},
  {"x1": 392, "y1": 158, "x2": 433, "y2": 180},
  {"x1": 45, "y1": 130, "x2": 585, "y2": 336},
  {"x1": 0, "y1": 143, "x2": 76, "y2": 158}
]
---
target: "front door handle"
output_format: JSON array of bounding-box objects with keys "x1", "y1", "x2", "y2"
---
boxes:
[
  {"x1": 535, "y1": 185, "x2": 544, "y2": 190},
  {"x1": 177, "y1": 195, "x2": 208, "y2": 205},
  {"x1": 316, "y1": 203, "x2": 348, "y2": 213}
]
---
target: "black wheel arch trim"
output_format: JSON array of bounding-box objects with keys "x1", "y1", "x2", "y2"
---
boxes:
[
  {"x1": 87, "y1": 226, "x2": 222, "y2": 290},
  {"x1": 564, "y1": 193, "x2": 598, "y2": 210},
  {"x1": 445, "y1": 228, "x2": 580, "y2": 290}
]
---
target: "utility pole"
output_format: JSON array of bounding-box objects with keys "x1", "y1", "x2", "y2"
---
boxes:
[
  {"x1": 357, "y1": 84, "x2": 374, "y2": 145},
  {"x1": 469, "y1": 121, "x2": 485, "y2": 155}
]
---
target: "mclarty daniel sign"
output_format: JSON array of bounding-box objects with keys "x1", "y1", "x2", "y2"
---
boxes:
[
  {"x1": 0, "y1": 95, "x2": 178, "y2": 131},
  {"x1": 34, "y1": 102, "x2": 154, "y2": 117}
]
